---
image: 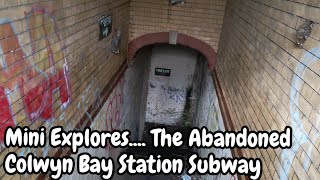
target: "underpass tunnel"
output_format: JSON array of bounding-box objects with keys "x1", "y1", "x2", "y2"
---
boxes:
[
  {"x1": 115, "y1": 44, "x2": 234, "y2": 180},
  {"x1": 61, "y1": 43, "x2": 226, "y2": 180},
  {"x1": 134, "y1": 44, "x2": 224, "y2": 134},
  {"x1": 1, "y1": 0, "x2": 320, "y2": 180}
]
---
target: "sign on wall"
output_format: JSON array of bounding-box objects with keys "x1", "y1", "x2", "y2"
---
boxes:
[
  {"x1": 155, "y1": 68, "x2": 171, "y2": 76},
  {"x1": 99, "y1": 15, "x2": 112, "y2": 40}
]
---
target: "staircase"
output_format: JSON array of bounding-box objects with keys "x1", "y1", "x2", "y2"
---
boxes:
[{"x1": 116, "y1": 123, "x2": 200, "y2": 180}]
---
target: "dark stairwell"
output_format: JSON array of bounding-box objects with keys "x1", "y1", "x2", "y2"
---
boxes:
[{"x1": 114, "y1": 44, "x2": 233, "y2": 180}]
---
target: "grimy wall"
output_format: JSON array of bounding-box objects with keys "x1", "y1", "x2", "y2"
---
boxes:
[
  {"x1": 0, "y1": 0, "x2": 130, "y2": 179},
  {"x1": 217, "y1": 0, "x2": 320, "y2": 179},
  {"x1": 129, "y1": 0, "x2": 227, "y2": 50},
  {"x1": 193, "y1": 57, "x2": 235, "y2": 180},
  {"x1": 146, "y1": 45, "x2": 197, "y2": 126},
  {"x1": 1, "y1": 0, "x2": 319, "y2": 179},
  {"x1": 63, "y1": 46, "x2": 150, "y2": 180}
]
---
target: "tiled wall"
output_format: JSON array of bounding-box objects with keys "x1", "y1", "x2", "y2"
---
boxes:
[
  {"x1": 217, "y1": 0, "x2": 320, "y2": 179},
  {"x1": 129, "y1": 0, "x2": 227, "y2": 50},
  {"x1": 0, "y1": 0, "x2": 130, "y2": 179}
]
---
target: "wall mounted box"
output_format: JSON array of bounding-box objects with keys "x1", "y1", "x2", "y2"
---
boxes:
[{"x1": 99, "y1": 15, "x2": 112, "y2": 40}]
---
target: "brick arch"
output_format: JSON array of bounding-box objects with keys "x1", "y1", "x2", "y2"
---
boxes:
[{"x1": 128, "y1": 32, "x2": 217, "y2": 70}]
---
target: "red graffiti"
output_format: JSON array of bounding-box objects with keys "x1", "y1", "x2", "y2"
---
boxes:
[
  {"x1": 0, "y1": 5, "x2": 71, "y2": 142},
  {"x1": 229, "y1": 175, "x2": 237, "y2": 180},
  {"x1": 0, "y1": 87, "x2": 15, "y2": 141},
  {"x1": 105, "y1": 79, "x2": 123, "y2": 153},
  {"x1": 106, "y1": 79, "x2": 124, "y2": 131}
]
